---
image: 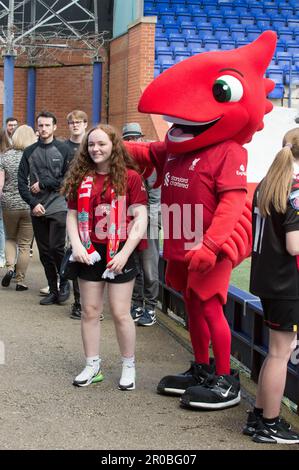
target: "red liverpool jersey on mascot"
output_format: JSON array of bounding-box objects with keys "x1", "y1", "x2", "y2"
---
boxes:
[{"x1": 126, "y1": 31, "x2": 277, "y2": 410}]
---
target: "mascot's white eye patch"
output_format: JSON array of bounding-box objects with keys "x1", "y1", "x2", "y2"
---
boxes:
[{"x1": 213, "y1": 75, "x2": 243, "y2": 103}]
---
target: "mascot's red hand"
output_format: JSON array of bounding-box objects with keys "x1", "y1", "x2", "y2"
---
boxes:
[{"x1": 185, "y1": 243, "x2": 217, "y2": 274}]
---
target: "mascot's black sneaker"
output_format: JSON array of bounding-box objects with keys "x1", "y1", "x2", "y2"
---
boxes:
[
  {"x1": 157, "y1": 360, "x2": 215, "y2": 396},
  {"x1": 180, "y1": 369, "x2": 241, "y2": 410}
]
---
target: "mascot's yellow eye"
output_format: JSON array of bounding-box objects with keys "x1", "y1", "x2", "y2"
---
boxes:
[{"x1": 213, "y1": 75, "x2": 244, "y2": 103}]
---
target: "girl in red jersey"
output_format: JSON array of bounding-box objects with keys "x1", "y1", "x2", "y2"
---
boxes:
[{"x1": 63, "y1": 124, "x2": 147, "y2": 390}]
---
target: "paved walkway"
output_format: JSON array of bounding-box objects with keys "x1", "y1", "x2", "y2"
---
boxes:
[{"x1": 0, "y1": 252, "x2": 296, "y2": 450}]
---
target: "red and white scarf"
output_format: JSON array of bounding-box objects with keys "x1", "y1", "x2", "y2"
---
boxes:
[{"x1": 74, "y1": 175, "x2": 124, "y2": 279}]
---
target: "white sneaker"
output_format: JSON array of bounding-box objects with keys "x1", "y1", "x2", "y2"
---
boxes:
[
  {"x1": 40, "y1": 281, "x2": 60, "y2": 296},
  {"x1": 119, "y1": 364, "x2": 135, "y2": 391},
  {"x1": 73, "y1": 364, "x2": 103, "y2": 387},
  {"x1": 40, "y1": 285, "x2": 50, "y2": 296}
]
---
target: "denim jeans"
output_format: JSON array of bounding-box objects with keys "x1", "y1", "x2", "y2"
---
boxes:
[
  {"x1": 132, "y1": 223, "x2": 160, "y2": 310},
  {"x1": 0, "y1": 205, "x2": 5, "y2": 266}
]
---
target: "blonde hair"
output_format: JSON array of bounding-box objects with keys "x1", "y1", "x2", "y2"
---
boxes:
[
  {"x1": 12, "y1": 125, "x2": 37, "y2": 150},
  {"x1": 66, "y1": 110, "x2": 88, "y2": 123},
  {"x1": 258, "y1": 127, "x2": 299, "y2": 217}
]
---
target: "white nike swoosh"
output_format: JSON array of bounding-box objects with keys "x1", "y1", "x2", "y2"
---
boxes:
[
  {"x1": 124, "y1": 268, "x2": 133, "y2": 273},
  {"x1": 269, "y1": 428, "x2": 278, "y2": 434},
  {"x1": 167, "y1": 157, "x2": 176, "y2": 161},
  {"x1": 221, "y1": 385, "x2": 232, "y2": 398}
]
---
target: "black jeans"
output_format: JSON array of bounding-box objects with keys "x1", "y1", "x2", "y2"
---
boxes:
[{"x1": 31, "y1": 211, "x2": 66, "y2": 294}]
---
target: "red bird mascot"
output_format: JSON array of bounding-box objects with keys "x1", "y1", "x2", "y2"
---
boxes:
[{"x1": 126, "y1": 31, "x2": 277, "y2": 410}]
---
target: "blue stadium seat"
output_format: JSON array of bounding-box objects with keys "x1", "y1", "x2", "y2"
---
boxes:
[
  {"x1": 168, "y1": 32, "x2": 184, "y2": 43},
  {"x1": 284, "y1": 66, "x2": 299, "y2": 86},
  {"x1": 154, "y1": 65, "x2": 161, "y2": 78},
  {"x1": 230, "y1": 0, "x2": 247, "y2": 5},
  {"x1": 264, "y1": 4, "x2": 279, "y2": 16},
  {"x1": 255, "y1": 16, "x2": 272, "y2": 29},
  {"x1": 174, "y1": 5, "x2": 190, "y2": 15},
  {"x1": 192, "y1": 13, "x2": 208, "y2": 23},
  {"x1": 272, "y1": 19, "x2": 287, "y2": 30},
  {"x1": 230, "y1": 24, "x2": 246, "y2": 35},
  {"x1": 158, "y1": 5, "x2": 174, "y2": 15},
  {"x1": 224, "y1": 16, "x2": 241, "y2": 27},
  {"x1": 144, "y1": 6, "x2": 159, "y2": 16},
  {"x1": 169, "y1": 40, "x2": 186, "y2": 50},
  {"x1": 286, "y1": 42, "x2": 299, "y2": 54},
  {"x1": 195, "y1": 21, "x2": 213, "y2": 32},
  {"x1": 267, "y1": 65, "x2": 285, "y2": 84},
  {"x1": 234, "y1": 6, "x2": 248, "y2": 15},
  {"x1": 155, "y1": 38, "x2": 169, "y2": 49},
  {"x1": 187, "y1": 43, "x2": 205, "y2": 55},
  {"x1": 177, "y1": 14, "x2": 192, "y2": 23},
  {"x1": 184, "y1": 36, "x2": 202, "y2": 45},
  {"x1": 248, "y1": 3, "x2": 263, "y2": 15},
  {"x1": 276, "y1": 51, "x2": 293, "y2": 69},
  {"x1": 172, "y1": 44, "x2": 187, "y2": 56},
  {"x1": 267, "y1": 84, "x2": 284, "y2": 103},
  {"x1": 189, "y1": 5, "x2": 202, "y2": 16},
  {"x1": 179, "y1": 20, "x2": 195, "y2": 29},
  {"x1": 231, "y1": 31, "x2": 246, "y2": 42},
  {"x1": 158, "y1": 55, "x2": 175, "y2": 68},
  {"x1": 181, "y1": 28, "x2": 198, "y2": 39},
  {"x1": 174, "y1": 52, "x2": 191, "y2": 63},
  {"x1": 203, "y1": 43, "x2": 220, "y2": 51},
  {"x1": 276, "y1": 40, "x2": 287, "y2": 53},
  {"x1": 204, "y1": 38, "x2": 219, "y2": 48},
  {"x1": 214, "y1": 30, "x2": 230, "y2": 41},
  {"x1": 156, "y1": 44, "x2": 172, "y2": 55},
  {"x1": 239, "y1": 14, "x2": 255, "y2": 26},
  {"x1": 235, "y1": 39, "x2": 249, "y2": 47},
  {"x1": 278, "y1": 28, "x2": 294, "y2": 43},
  {"x1": 287, "y1": 19, "x2": 299, "y2": 29},
  {"x1": 207, "y1": 13, "x2": 223, "y2": 24},
  {"x1": 219, "y1": 39, "x2": 236, "y2": 50},
  {"x1": 210, "y1": 19, "x2": 225, "y2": 30},
  {"x1": 159, "y1": 15, "x2": 177, "y2": 28},
  {"x1": 246, "y1": 30, "x2": 261, "y2": 42},
  {"x1": 278, "y1": 4, "x2": 294, "y2": 17}
]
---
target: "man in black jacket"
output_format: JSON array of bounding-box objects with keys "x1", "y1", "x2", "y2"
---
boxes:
[{"x1": 18, "y1": 111, "x2": 71, "y2": 305}]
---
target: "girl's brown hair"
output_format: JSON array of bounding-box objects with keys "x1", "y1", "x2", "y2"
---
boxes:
[
  {"x1": 258, "y1": 127, "x2": 299, "y2": 217},
  {"x1": 62, "y1": 123, "x2": 140, "y2": 200}
]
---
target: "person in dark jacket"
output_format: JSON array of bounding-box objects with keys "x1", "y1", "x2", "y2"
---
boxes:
[
  {"x1": 18, "y1": 111, "x2": 71, "y2": 305},
  {"x1": 64, "y1": 110, "x2": 88, "y2": 320}
]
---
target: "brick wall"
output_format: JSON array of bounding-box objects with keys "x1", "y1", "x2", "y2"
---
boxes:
[{"x1": 0, "y1": 47, "x2": 108, "y2": 137}]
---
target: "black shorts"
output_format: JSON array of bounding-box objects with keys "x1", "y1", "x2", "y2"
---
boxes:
[
  {"x1": 261, "y1": 298, "x2": 299, "y2": 332},
  {"x1": 77, "y1": 242, "x2": 139, "y2": 284}
]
